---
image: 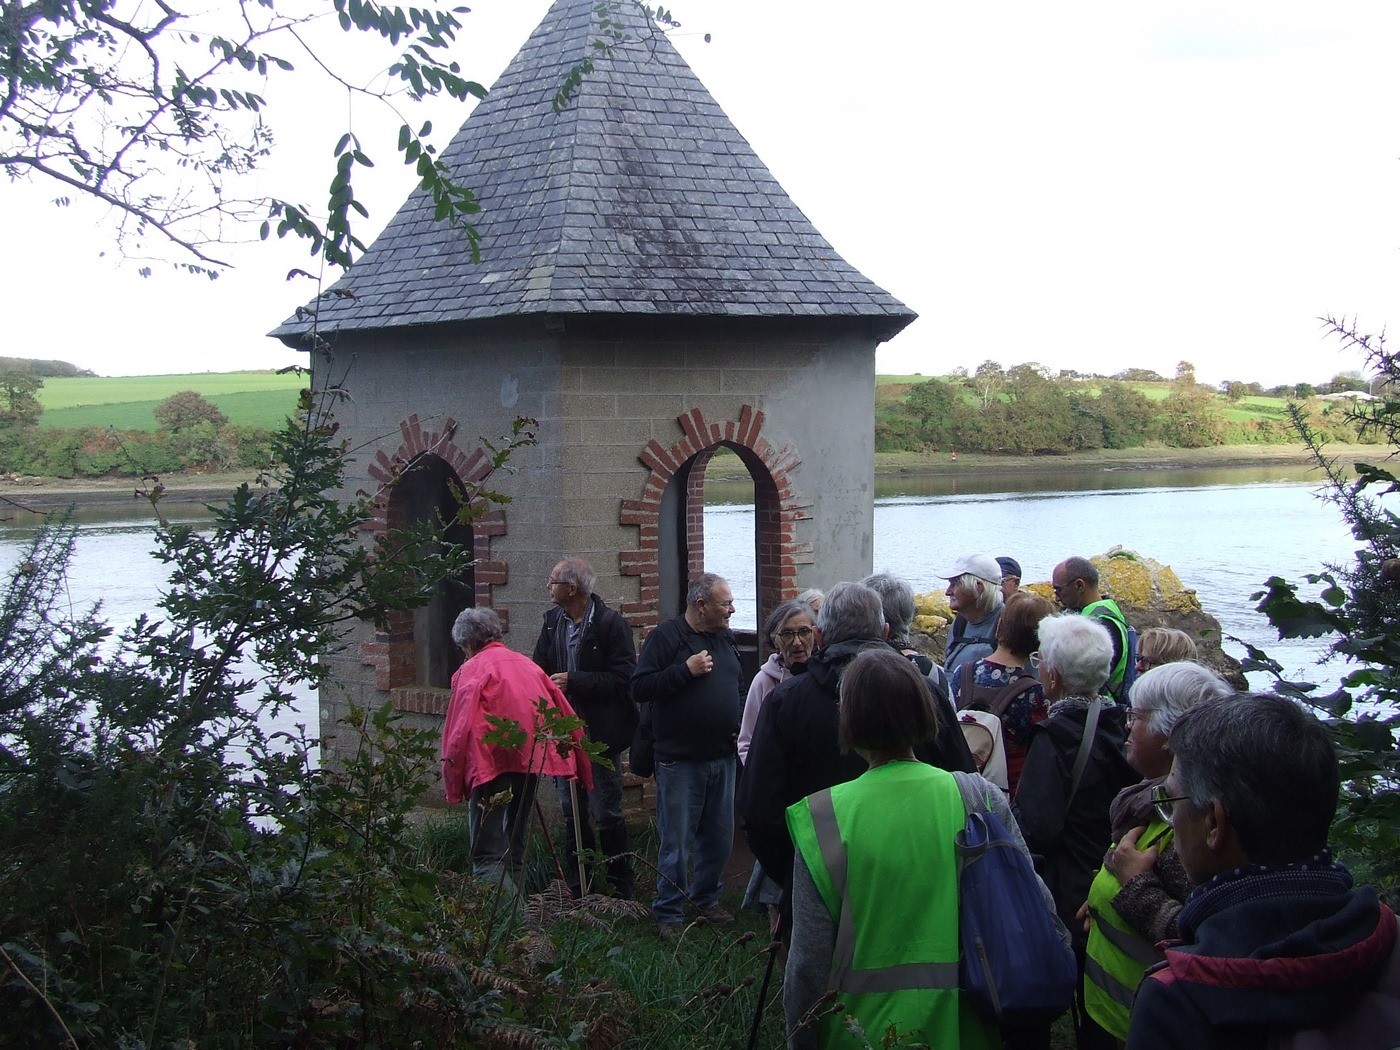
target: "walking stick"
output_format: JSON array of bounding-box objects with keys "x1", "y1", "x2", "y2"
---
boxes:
[
  {"x1": 747, "y1": 912, "x2": 783, "y2": 1050},
  {"x1": 532, "y1": 798, "x2": 570, "y2": 888},
  {"x1": 568, "y1": 777, "x2": 589, "y2": 897}
]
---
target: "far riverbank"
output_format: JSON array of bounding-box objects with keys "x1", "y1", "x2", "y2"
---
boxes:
[{"x1": 0, "y1": 443, "x2": 1377, "y2": 512}]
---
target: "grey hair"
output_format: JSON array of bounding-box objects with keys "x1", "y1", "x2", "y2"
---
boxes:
[
  {"x1": 764, "y1": 598, "x2": 813, "y2": 646},
  {"x1": 952, "y1": 573, "x2": 1003, "y2": 619},
  {"x1": 1170, "y1": 693, "x2": 1338, "y2": 864},
  {"x1": 816, "y1": 582, "x2": 886, "y2": 646},
  {"x1": 686, "y1": 572, "x2": 726, "y2": 608},
  {"x1": 452, "y1": 607, "x2": 503, "y2": 652},
  {"x1": 1129, "y1": 661, "x2": 1233, "y2": 737},
  {"x1": 795, "y1": 588, "x2": 824, "y2": 616},
  {"x1": 1037, "y1": 612, "x2": 1112, "y2": 696},
  {"x1": 1061, "y1": 556, "x2": 1100, "y2": 588},
  {"x1": 861, "y1": 572, "x2": 915, "y2": 644},
  {"x1": 554, "y1": 556, "x2": 596, "y2": 598}
]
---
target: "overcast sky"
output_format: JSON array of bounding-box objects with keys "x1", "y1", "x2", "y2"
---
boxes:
[{"x1": 2, "y1": 0, "x2": 1397, "y2": 386}]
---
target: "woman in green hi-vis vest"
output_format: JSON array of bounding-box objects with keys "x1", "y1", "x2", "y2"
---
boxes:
[{"x1": 783, "y1": 648, "x2": 1062, "y2": 1049}]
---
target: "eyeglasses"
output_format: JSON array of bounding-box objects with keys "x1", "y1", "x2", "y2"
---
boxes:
[
  {"x1": 1028, "y1": 651, "x2": 1042, "y2": 670},
  {"x1": 777, "y1": 627, "x2": 814, "y2": 642},
  {"x1": 1125, "y1": 707, "x2": 1151, "y2": 727},
  {"x1": 1152, "y1": 784, "x2": 1192, "y2": 824},
  {"x1": 1136, "y1": 655, "x2": 1156, "y2": 672},
  {"x1": 547, "y1": 578, "x2": 570, "y2": 588}
]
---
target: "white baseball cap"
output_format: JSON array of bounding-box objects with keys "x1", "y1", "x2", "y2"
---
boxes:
[{"x1": 940, "y1": 554, "x2": 1003, "y2": 585}]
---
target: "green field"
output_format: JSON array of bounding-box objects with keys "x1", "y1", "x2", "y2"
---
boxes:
[
  {"x1": 38, "y1": 371, "x2": 304, "y2": 431},
  {"x1": 30, "y1": 369, "x2": 1299, "y2": 434}
]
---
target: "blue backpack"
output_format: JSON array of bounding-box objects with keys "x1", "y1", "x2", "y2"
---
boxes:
[{"x1": 956, "y1": 809, "x2": 1077, "y2": 1025}]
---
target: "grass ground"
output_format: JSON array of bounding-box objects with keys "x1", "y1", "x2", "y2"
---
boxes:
[
  {"x1": 410, "y1": 809, "x2": 787, "y2": 1048},
  {"x1": 409, "y1": 796, "x2": 1080, "y2": 1049}
]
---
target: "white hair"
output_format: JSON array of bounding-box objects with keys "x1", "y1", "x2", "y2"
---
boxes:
[
  {"x1": 1129, "y1": 661, "x2": 1234, "y2": 737},
  {"x1": 953, "y1": 572, "x2": 1003, "y2": 619},
  {"x1": 1037, "y1": 613, "x2": 1112, "y2": 697}
]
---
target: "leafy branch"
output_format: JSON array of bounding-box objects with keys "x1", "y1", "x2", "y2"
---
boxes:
[{"x1": 2, "y1": 0, "x2": 486, "y2": 273}]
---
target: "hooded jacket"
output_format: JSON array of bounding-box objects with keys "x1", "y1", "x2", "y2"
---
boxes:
[
  {"x1": 1127, "y1": 857, "x2": 1400, "y2": 1050},
  {"x1": 440, "y1": 640, "x2": 594, "y2": 804},
  {"x1": 737, "y1": 652, "x2": 791, "y2": 765}
]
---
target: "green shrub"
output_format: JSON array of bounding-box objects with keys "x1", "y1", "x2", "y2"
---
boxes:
[
  {"x1": 0, "y1": 408, "x2": 548, "y2": 1045},
  {"x1": 1242, "y1": 319, "x2": 1400, "y2": 903}
]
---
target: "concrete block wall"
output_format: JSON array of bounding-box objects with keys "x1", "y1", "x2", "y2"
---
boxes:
[{"x1": 309, "y1": 319, "x2": 877, "y2": 772}]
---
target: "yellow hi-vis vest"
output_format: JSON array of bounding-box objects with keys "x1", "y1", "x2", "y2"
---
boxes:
[
  {"x1": 786, "y1": 762, "x2": 998, "y2": 1049},
  {"x1": 1083, "y1": 818, "x2": 1174, "y2": 1039}
]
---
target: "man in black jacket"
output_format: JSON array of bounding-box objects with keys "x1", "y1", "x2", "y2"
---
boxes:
[
  {"x1": 631, "y1": 572, "x2": 744, "y2": 937},
  {"x1": 532, "y1": 557, "x2": 638, "y2": 898},
  {"x1": 739, "y1": 581, "x2": 976, "y2": 923}
]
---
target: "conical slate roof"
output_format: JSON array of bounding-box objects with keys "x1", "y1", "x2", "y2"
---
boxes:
[{"x1": 271, "y1": 0, "x2": 915, "y2": 343}]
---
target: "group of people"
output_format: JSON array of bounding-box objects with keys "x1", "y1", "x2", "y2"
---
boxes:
[{"x1": 437, "y1": 554, "x2": 1399, "y2": 1049}]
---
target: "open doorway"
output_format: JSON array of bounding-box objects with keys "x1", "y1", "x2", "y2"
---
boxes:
[{"x1": 390, "y1": 453, "x2": 476, "y2": 688}]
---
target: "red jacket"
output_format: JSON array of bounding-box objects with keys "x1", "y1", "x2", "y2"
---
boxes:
[{"x1": 440, "y1": 641, "x2": 593, "y2": 803}]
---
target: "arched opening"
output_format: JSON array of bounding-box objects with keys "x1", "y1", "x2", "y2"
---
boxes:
[
  {"x1": 622, "y1": 405, "x2": 808, "y2": 666},
  {"x1": 392, "y1": 453, "x2": 475, "y2": 688},
  {"x1": 657, "y1": 441, "x2": 780, "y2": 677}
]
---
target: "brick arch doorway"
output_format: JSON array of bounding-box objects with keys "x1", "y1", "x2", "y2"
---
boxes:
[
  {"x1": 660, "y1": 445, "x2": 776, "y2": 625},
  {"x1": 362, "y1": 415, "x2": 511, "y2": 705},
  {"x1": 622, "y1": 406, "x2": 810, "y2": 667},
  {"x1": 391, "y1": 453, "x2": 476, "y2": 688}
]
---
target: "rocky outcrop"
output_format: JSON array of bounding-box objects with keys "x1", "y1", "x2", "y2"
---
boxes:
[{"x1": 912, "y1": 547, "x2": 1247, "y2": 688}]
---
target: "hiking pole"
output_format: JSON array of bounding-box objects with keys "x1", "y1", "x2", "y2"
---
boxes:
[
  {"x1": 532, "y1": 798, "x2": 570, "y2": 889},
  {"x1": 747, "y1": 912, "x2": 783, "y2": 1050},
  {"x1": 568, "y1": 777, "x2": 589, "y2": 896}
]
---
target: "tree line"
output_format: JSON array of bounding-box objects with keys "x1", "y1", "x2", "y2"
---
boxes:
[{"x1": 878, "y1": 359, "x2": 1379, "y2": 454}]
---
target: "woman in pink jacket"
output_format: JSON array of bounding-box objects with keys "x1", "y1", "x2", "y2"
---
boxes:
[{"x1": 441, "y1": 607, "x2": 592, "y2": 894}]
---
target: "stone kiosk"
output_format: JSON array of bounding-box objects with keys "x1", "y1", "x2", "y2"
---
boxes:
[{"x1": 271, "y1": 0, "x2": 915, "y2": 771}]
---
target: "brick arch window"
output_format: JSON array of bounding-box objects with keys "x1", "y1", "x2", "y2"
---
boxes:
[
  {"x1": 618, "y1": 405, "x2": 812, "y2": 635},
  {"x1": 359, "y1": 415, "x2": 509, "y2": 714}
]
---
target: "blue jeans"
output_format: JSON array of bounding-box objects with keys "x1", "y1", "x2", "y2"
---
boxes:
[{"x1": 652, "y1": 755, "x2": 735, "y2": 923}]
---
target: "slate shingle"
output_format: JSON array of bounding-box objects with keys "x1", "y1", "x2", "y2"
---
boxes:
[{"x1": 271, "y1": 0, "x2": 914, "y2": 343}]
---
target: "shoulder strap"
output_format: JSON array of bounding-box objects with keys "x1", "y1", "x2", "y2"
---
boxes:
[
  {"x1": 951, "y1": 614, "x2": 966, "y2": 643},
  {"x1": 988, "y1": 675, "x2": 1040, "y2": 718},
  {"x1": 957, "y1": 662, "x2": 976, "y2": 709},
  {"x1": 1068, "y1": 695, "x2": 1104, "y2": 802}
]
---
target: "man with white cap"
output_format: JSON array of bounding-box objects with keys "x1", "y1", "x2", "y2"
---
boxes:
[{"x1": 941, "y1": 553, "x2": 1005, "y2": 676}]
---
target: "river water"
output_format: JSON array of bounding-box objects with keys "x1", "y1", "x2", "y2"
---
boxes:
[
  {"x1": 0, "y1": 461, "x2": 1364, "y2": 733},
  {"x1": 704, "y1": 461, "x2": 1363, "y2": 693}
]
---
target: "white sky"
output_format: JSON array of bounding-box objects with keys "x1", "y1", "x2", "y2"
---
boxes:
[{"x1": 1, "y1": 0, "x2": 1397, "y2": 386}]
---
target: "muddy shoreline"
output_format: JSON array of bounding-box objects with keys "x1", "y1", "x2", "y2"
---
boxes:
[{"x1": 1, "y1": 443, "x2": 1377, "y2": 512}]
